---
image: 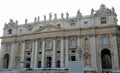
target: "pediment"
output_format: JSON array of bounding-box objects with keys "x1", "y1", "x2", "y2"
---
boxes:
[
  {"x1": 95, "y1": 4, "x2": 112, "y2": 17},
  {"x1": 95, "y1": 9, "x2": 111, "y2": 16},
  {"x1": 34, "y1": 24, "x2": 63, "y2": 33}
]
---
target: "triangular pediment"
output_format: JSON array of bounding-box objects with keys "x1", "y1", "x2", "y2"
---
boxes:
[{"x1": 34, "y1": 24, "x2": 63, "y2": 33}]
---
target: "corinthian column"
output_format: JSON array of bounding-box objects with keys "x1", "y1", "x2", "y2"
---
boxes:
[
  {"x1": 34, "y1": 39, "x2": 38, "y2": 68},
  {"x1": 9, "y1": 42, "x2": 15, "y2": 69},
  {"x1": 31, "y1": 40, "x2": 35, "y2": 68},
  {"x1": 111, "y1": 33, "x2": 119, "y2": 69},
  {"x1": 60, "y1": 37, "x2": 64, "y2": 68},
  {"x1": 52, "y1": 38, "x2": 56, "y2": 68},
  {"x1": 20, "y1": 41, "x2": 25, "y2": 68},
  {"x1": 65, "y1": 37, "x2": 68, "y2": 68},
  {"x1": 41, "y1": 38, "x2": 45, "y2": 68}
]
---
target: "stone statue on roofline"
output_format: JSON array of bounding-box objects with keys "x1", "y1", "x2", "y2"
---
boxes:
[
  {"x1": 49, "y1": 13, "x2": 52, "y2": 20},
  {"x1": 66, "y1": 12, "x2": 69, "y2": 18},
  {"x1": 61, "y1": 13, "x2": 64, "y2": 19},
  {"x1": 76, "y1": 9, "x2": 82, "y2": 19},
  {"x1": 25, "y1": 18, "x2": 28, "y2": 24},
  {"x1": 8, "y1": 19, "x2": 14, "y2": 25},
  {"x1": 15, "y1": 20, "x2": 18, "y2": 25},
  {"x1": 91, "y1": 8, "x2": 94, "y2": 15},
  {"x1": 100, "y1": 4, "x2": 106, "y2": 9},
  {"x1": 112, "y1": 7, "x2": 115, "y2": 13},
  {"x1": 34, "y1": 17, "x2": 37, "y2": 23},
  {"x1": 44, "y1": 15, "x2": 46, "y2": 21},
  {"x1": 54, "y1": 13, "x2": 57, "y2": 19},
  {"x1": 4, "y1": 23, "x2": 8, "y2": 28},
  {"x1": 38, "y1": 16, "x2": 40, "y2": 22}
]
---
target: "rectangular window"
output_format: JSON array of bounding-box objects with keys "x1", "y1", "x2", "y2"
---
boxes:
[
  {"x1": 26, "y1": 41, "x2": 32, "y2": 51},
  {"x1": 71, "y1": 39, "x2": 76, "y2": 47},
  {"x1": 101, "y1": 17, "x2": 106, "y2": 24},
  {"x1": 46, "y1": 39, "x2": 52, "y2": 48}
]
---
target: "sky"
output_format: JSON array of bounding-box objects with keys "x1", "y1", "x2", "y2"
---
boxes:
[{"x1": 0, "y1": 0, "x2": 120, "y2": 49}]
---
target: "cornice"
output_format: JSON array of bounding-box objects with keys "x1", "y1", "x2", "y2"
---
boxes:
[{"x1": 1, "y1": 24, "x2": 118, "y2": 40}]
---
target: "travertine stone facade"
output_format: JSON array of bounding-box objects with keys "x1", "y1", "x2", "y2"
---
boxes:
[{"x1": 0, "y1": 4, "x2": 120, "y2": 73}]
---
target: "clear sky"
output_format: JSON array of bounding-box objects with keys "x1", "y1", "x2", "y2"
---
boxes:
[{"x1": 0, "y1": 0, "x2": 120, "y2": 49}]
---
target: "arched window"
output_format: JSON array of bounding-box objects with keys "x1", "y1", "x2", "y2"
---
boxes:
[
  {"x1": 48, "y1": 40, "x2": 52, "y2": 48},
  {"x1": 71, "y1": 39, "x2": 76, "y2": 47},
  {"x1": 102, "y1": 36, "x2": 108, "y2": 45}
]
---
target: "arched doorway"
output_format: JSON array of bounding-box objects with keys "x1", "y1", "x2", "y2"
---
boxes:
[
  {"x1": 3, "y1": 54, "x2": 9, "y2": 68},
  {"x1": 101, "y1": 49, "x2": 112, "y2": 69}
]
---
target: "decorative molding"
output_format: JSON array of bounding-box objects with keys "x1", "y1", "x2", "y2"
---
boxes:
[
  {"x1": 111, "y1": 32, "x2": 117, "y2": 36},
  {"x1": 89, "y1": 34, "x2": 98, "y2": 37}
]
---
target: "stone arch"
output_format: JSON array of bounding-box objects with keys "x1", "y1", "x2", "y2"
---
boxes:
[
  {"x1": 3, "y1": 54, "x2": 10, "y2": 68},
  {"x1": 101, "y1": 49, "x2": 112, "y2": 69}
]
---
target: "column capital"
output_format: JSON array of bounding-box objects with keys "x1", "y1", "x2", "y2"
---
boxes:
[
  {"x1": 65, "y1": 36, "x2": 69, "y2": 39},
  {"x1": 77, "y1": 35, "x2": 81, "y2": 38},
  {"x1": 79, "y1": 35, "x2": 84, "y2": 38},
  {"x1": 89, "y1": 34, "x2": 98, "y2": 37},
  {"x1": 111, "y1": 32, "x2": 117, "y2": 37}
]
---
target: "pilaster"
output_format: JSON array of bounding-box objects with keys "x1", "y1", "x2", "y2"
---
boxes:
[
  {"x1": 52, "y1": 38, "x2": 56, "y2": 68},
  {"x1": 65, "y1": 37, "x2": 68, "y2": 68},
  {"x1": 60, "y1": 37, "x2": 64, "y2": 68},
  {"x1": 20, "y1": 41, "x2": 25, "y2": 68},
  {"x1": 9, "y1": 42, "x2": 15, "y2": 69},
  {"x1": 34, "y1": 39, "x2": 38, "y2": 68},
  {"x1": 90, "y1": 34, "x2": 97, "y2": 70},
  {"x1": 111, "y1": 33, "x2": 119, "y2": 69},
  {"x1": 31, "y1": 40, "x2": 35, "y2": 68}
]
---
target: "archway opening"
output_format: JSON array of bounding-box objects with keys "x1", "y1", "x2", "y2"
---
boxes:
[
  {"x1": 101, "y1": 49, "x2": 112, "y2": 69},
  {"x1": 3, "y1": 54, "x2": 9, "y2": 68}
]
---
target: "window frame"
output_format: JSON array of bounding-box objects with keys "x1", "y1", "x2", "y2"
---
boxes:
[
  {"x1": 101, "y1": 17, "x2": 107, "y2": 24},
  {"x1": 102, "y1": 36, "x2": 108, "y2": 45},
  {"x1": 8, "y1": 29, "x2": 12, "y2": 34}
]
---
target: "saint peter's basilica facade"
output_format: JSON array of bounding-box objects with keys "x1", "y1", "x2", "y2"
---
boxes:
[{"x1": 0, "y1": 4, "x2": 120, "y2": 73}]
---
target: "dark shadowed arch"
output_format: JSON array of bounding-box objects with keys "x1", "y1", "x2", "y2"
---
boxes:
[
  {"x1": 3, "y1": 54, "x2": 9, "y2": 68},
  {"x1": 101, "y1": 49, "x2": 112, "y2": 69}
]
